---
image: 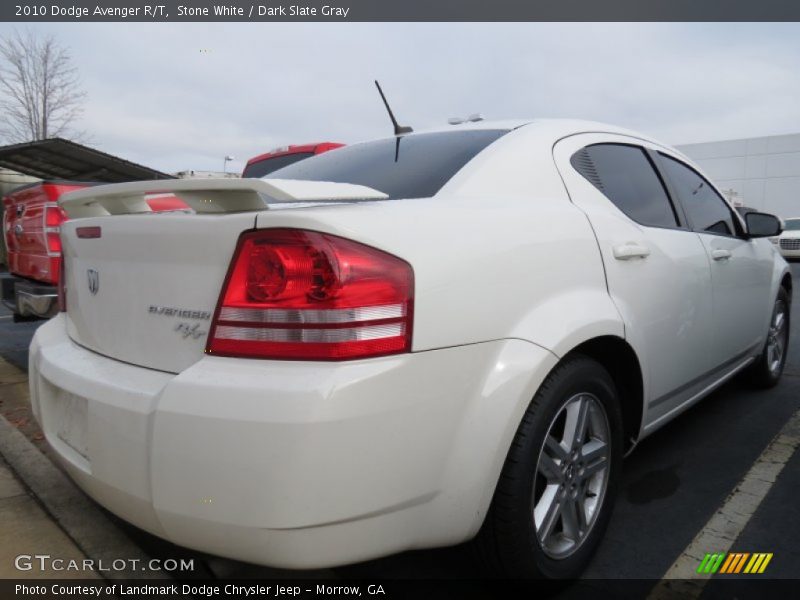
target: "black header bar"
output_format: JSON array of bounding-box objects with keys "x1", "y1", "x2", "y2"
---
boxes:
[{"x1": 2, "y1": 0, "x2": 800, "y2": 22}]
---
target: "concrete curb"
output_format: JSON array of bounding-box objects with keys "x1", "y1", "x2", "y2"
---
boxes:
[{"x1": 0, "y1": 361, "x2": 167, "y2": 580}]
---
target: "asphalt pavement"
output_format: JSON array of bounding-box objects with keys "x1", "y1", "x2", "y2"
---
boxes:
[{"x1": 1, "y1": 264, "x2": 799, "y2": 588}]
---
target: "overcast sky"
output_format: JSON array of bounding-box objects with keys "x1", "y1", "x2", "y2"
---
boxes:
[{"x1": 1, "y1": 22, "x2": 799, "y2": 174}]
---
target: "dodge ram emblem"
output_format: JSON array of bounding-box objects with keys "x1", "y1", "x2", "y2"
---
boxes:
[{"x1": 87, "y1": 269, "x2": 99, "y2": 295}]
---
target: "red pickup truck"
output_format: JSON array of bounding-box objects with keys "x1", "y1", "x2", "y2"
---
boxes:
[
  {"x1": 2, "y1": 143, "x2": 344, "y2": 320},
  {"x1": 2, "y1": 181, "x2": 186, "y2": 320},
  {"x1": 242, "y1": 142, "x2": 344, "y2": 178}
]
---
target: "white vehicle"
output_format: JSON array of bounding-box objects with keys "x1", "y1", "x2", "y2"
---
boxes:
[
  {"x1": 29, "y1": 120, "x2": 790, "y2": 579},
  {"x1": 776, "y1": 217, "x2": 800, "y2": 258}
]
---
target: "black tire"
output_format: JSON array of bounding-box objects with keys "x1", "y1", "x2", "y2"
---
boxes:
[
  {"x1": 747, "y1": 287, "x2": 791, "y2": 389},
  {"x1": 475, "y1": 354, "x2": 623, "y2": 579}
]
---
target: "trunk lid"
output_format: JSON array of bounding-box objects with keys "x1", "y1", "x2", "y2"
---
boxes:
[
  {"x1": 61, "y1": 212, "x2": 256, "y2": 373},
  {"x1": 58, "y1": 178, "x2": 386, "y2": 373}
]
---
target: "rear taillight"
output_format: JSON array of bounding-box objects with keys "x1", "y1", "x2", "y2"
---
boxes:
[
  {"x1": 45, "y1": 206, "x2": 67, "y2": 255},
  {"x1": 207, "y1": 229, "x2": 414, "y2": 361},
  {"x1": 57, "y1": 255, "x2": 66, "y2": 312}
]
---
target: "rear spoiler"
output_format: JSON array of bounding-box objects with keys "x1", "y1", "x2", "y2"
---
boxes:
[{"x1": 58, "y1": 178, "x2": 388, "y2": 218}]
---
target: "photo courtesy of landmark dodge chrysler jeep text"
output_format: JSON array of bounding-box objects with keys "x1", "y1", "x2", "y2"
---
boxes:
[{"x1": 28, "y1": 120, "x2": 790, "y2": 578}]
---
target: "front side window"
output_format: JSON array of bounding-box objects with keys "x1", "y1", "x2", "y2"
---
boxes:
[
  {"x1": 571, "y1": 144, "x2": 678, "y2": 229},
  {"x1": 658, "y1": 154, "x2": 737, "y2": 236}
]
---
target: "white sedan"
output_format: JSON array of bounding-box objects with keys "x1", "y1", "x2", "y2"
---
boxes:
[
  {"x1": 29, "y1": 119, "x2": 790, "y2": 579},
  {"x1": 776, "y1": 217, "x2": 800, "y2": 258}
]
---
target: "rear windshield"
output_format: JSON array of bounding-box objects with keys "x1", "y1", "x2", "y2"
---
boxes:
[
  {"x1": 243, "y1": 152, "x2": 314, "y2": 178},
  {"x1": 267, "y1": 129, "x2": 508, "y2": 200}
]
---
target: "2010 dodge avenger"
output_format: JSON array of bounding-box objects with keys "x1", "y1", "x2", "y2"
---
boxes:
[{"x1": 29, "y1": 119, "x2": 790, "y2": 578}]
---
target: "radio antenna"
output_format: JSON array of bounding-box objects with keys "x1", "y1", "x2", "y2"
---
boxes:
[{"x1": 374, "y1": 80, "x2": 413, "y2": 136}]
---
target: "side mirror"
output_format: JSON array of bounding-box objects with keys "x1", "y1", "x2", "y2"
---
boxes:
[{"x1": 745, "y1": 212, "x2": 783, "y2": 238}]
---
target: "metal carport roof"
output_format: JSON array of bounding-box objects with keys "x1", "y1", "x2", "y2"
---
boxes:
[{"x1": 0, "y1": 138, "x2": 173, "y2": 182}]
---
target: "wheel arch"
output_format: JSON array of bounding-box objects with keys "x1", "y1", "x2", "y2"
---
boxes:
[
  {"x1": 564, "y1": 336, "x2": 644, "y2": 453},
  {"x1": 781, "y1": 270, "x2": 792, "y2": 300}
]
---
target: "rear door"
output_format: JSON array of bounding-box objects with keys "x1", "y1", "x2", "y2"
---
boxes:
[
  {"x1": 655, "y1": 153, "x2": 774, "y2": 358},
  {"x1": 554, "y1": 134, "x2": 715, "y2": 427}
]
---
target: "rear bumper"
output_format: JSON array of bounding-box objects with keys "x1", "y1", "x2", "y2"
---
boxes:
[
  {"x1": 1, "y1": 273, "x2": 57, "y2": 319},
  {"x1": 29, "y1": 314, "x2": 557, "y2": 568}
]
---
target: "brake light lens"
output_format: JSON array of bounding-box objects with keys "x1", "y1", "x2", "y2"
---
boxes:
[
  {"x1": 44, "y1": 206, "x2": 67, "y2": 254},
  {"x1": 45, "y1": 205, "x2": 67, "y2": 227},
  {"x1": 207, "y1": 229, "x2": 414, "y2": 360}
]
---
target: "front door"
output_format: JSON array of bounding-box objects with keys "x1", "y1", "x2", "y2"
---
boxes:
[{"x1": 655, "y1": 152, "x2": 774, "y2": 359}]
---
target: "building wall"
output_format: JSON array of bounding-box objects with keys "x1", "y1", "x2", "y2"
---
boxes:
[
  {"x1": 677, "y1": 133, "x2": 800, "y2": 219},
  {"x1": 0, "y1": 168, "x2": 39, "y2": 197}
]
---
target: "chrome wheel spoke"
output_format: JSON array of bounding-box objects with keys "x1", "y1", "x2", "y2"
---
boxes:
[
  {"x1": 582, "y1": 456, "x2": 607, "y2": 480},
  {"x1": 580, "y1": 438, "x2": 607, "y2": 464},
  {"x1": 576, "y1": 485, "x2": 589, "y2": 531},
  {"x1": 534, "y1": 485, "x2": 561, "y2": 543},
  {"x1": 533, "y1": 391, "x2": 611, "y2": 559},
  {"x1": 774, "y1": 311, "x2": 785, "y2": 333},
  {"x1": 580, "y1": 439, "x2": 608, "y2": 479},
  {"x1": 561, "y1": 497, "x2": 581, "y2": 541},
  {"x1": 767, "y1": 302, "x2": 788, "y2": 374},
  {"x1": 563, "y1": 395, "x2": 590, "y2": 452},
  {"x1": 545, "y1": 434, "x2": 569, "y2": 462},
  {"x1": 538, "y1": 450, "x2": 564, "y2": 483}
]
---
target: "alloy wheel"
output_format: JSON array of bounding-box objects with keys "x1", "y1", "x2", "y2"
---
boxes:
[
  {"x1": 533, "y1": 393, "x2": 611, "y2": 559},
  {"x1": 767, "y1": 297, "x2": 789, "y2": 375}
]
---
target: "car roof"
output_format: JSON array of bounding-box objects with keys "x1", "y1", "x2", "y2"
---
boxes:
[
  {"x1": 409, "y1": 118, "x2": 654, "y2": 139},
  {"x1": 429, "y1": 119, "x2": 686, "y2": 201},
  {"x1": 352, "y1": 118, "x2": 672, "y2": 154}
]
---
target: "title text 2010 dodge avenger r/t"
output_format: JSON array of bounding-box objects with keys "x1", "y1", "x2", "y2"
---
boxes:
[{"x1": 29, "y1": 120, "x2": 790, "y2": 579}]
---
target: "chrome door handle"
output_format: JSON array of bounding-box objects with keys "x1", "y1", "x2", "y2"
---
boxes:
[
  {"x1": 711, "y1": 249, "x2": 732, "y2": 261},
  {"x1": 612, "y1": 243, "x2": 651, "y2": 260}
]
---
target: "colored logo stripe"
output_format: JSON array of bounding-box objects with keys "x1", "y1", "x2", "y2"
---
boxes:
[
  {"x1": 733, "y1": 553, "x2": 749, "y2": 573},
  {"x1": 697, "y1": 553, "x2": 726, "y2": 574},
  {"x1": 744, "y1": 553, "x2": 773, "y2": 574},
  {"x1": 719, "y1": 553, "x2": 735, "y2": 573},
  {"x1": 699, "y1": 552, "x2": 773, "y2": 574}
]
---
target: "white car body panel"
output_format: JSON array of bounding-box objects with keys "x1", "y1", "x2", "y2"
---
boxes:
[
  {"x1": 61, "y1": 212, "x2": 257, "y2": 373},
  {"x1": 776, "y1": 223, "x2": 800, "y2": 258},
  {"x1": 30, "y1": 314, "x2": 558, "y2": 567},
  {"x1": 29, "y1": 119, "x2": 790, "y2": 568},
  {"x1": 697, "y1": 232, "x2": 774, "y2": 356},
  {"x1": 253, "y1": 195, "x2": 623, "y2": 357}
]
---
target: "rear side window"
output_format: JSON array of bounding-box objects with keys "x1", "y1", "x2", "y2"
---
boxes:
[
  {"x1": 268, "y1": 129, "x2": 508, "y2": 200},
  {"x1": 658, "y1": 154, "x2": 737, "y2": 236},
  {"x1": 242, "y1": 152, "x2": 314, "y2": 178},
  {"x1": 571, "y1": 144, "x2": 678, "y2": 228}
]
